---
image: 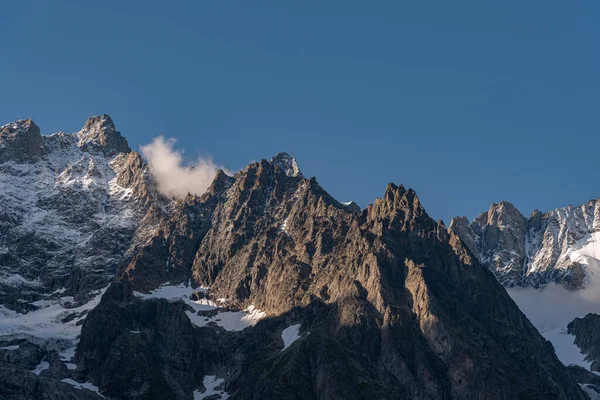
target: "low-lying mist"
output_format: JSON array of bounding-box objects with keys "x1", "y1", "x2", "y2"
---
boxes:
[{"x1": 508, "y1": 281, "x2": 600, "y2": 332}]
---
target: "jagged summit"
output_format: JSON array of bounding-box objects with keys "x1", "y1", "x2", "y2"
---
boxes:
[
  {"x1": 78, "y1": 114, "x2": 131, "y2": 153},
  {"x1": 204, "y1": 168, "x2": 234, "y2": 196},
  {"x1": 450, "y1": 198, "x2": 600, "y2": 288},
  {"x1": 0, "y1": 114, "x2": 131, "y2": 164},
  {"x1": 0, "y1": 118, "x2": 45, "y2": 163},
  {"x1": 0, "y1": 118, "x2": 38, "y2": 132},
  {"x1": 0, "y1": 115, "x2": 153, "y2": 313},
  {"x1": 271, "y1": 152, "x2": 302, "y2": 177}
]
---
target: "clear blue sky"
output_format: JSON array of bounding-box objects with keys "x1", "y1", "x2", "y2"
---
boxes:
[{"x1": 2, "y1": 1, "x2": 599, "y2": 223}]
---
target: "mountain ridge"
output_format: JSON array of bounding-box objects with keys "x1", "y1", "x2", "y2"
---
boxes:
[
  {"x1": 0, "y1": 115, "x2": 594, "y2": 400},
  {"x1": 450, "y1": 198, "x2": 600, "y2": 289}
]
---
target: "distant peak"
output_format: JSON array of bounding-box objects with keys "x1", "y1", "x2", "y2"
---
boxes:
[
  {"x1": 271, "y1": 152, "x2": 302, "y2": 177},
  {"x1": 530, "y1": 209, "x2": 542, "y2": 218},
  {"x1": 448, "y1": 216, "x2": 469, "y2": 230},
  {"x1": 83, "y1": 114, "x2": 115, "y2": 131},
  {"x1": 383, "y1": 182, "x2": 406, "y2": 201},
  {"x1": 0, "y1": 118, "x2": 45, "y2": 163},
  {"x1": 488, "y1": 201, "x2": 525, "y2": 219},
  {"x1": 78, "y1": 114, "x2": 130, "y2": 153},
  {"x1": 1, "y1": 118, "x2": 39, "y2": 133}
]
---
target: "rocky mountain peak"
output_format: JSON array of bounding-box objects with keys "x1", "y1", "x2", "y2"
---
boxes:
[
  {"x1": 448, "y1": 200, "x2": 528, "y2": 287},
  {"x1": 448, "y1": 215, "x2": 468, "y2": 230},
  {"x1": 0, "y1": 118, "x2": 45, "y2": 163},
  {"x1": 271, "y1": 152, "x2": 302, "y2": 177},
  {"x1": 78, "y1": 114, "x2": 131, "y2": 154},
  {"x1": 1, "y1": 118, "x2": 37, "y2": 133},
  {"x1": 487, "y1": 200, "x2": 526, "y2": 227},
  {"x1": 368, "y1": 183, "x2": 434, "y2": 234},
  {"x1": 205, "y1": 169, "x2": 234, "y2": 196}
]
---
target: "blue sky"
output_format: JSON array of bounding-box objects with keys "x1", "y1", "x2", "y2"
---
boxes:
[{"x1": 2, "y1": 1, "x2": 599, "y2": 223}]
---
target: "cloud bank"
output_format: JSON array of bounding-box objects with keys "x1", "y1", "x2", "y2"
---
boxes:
[
  {"x1": 508, "y1": 263, "x2": 600, "y2": 332},
  {"x1": 508, "y1": 282, "x2": 600, "y2": 332},
  {"x1": 140, "y1": 136, "x2": 224, "y2": 198}
]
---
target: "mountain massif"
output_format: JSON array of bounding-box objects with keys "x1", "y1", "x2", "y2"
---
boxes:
[
  {"x1": 0, "y1": 115, "x2": 598, "y2": 399},
  {"x1": 449, "y1": 200, "x2": 600, "y2": 289}
]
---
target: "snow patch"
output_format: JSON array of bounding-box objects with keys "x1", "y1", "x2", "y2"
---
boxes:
[
  {"x1": 134, "y1": 282, "x2": 206, "y2": 301},
  {"x1": 32, "y1": 359, "x2": 50, "y2": 375},
  {"x1": 278, "y1": 217, "x2": 290, "y2": 234},
  {"x1": 52, "y1": 287, "x2": 68, "y2": 295},
  {"x1": 135, "y1": 283, "x2": 265, "y2": 331},
  {"x1": 186, "y1": 304, "x2": 266, "y2": 332},
  {"x1": 194, "y1": 375, "x2": 229, "y2": 400},
  {"x1": 0, "y1": 344, "x2": 20, "y2": 350},
  {"x1": 61, "y1": 378, "x2": 104, "y2": 397},
  {"x1": 281, "y1": 324, "x2": 301, "y2": 351}
]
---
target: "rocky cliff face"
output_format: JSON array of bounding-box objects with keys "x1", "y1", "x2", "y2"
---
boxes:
[
  {"x1": 568, "y1": 313, "x2": 600, "y2": 372},
  {"x1": 449, "y1": 200, "x2": 600, "y2": 288},
  {"x1": 80, "y1": 153, "x2": 585, "y2": 399},
  {"x1": 0, "y1": 115, "x2": 591, "y2": 399}
]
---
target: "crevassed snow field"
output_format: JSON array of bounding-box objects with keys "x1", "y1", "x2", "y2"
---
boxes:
[{"x1": 0, "y1": 286, "x2": 107, "y2": 344}]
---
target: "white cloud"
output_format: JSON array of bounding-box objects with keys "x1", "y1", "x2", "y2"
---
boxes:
[
  {"x1": 140, "y1": 136, "x2": 224, "y2": 198},
  {"x1": 508, "y1": 281, "x2": 600, "y2": 332}
]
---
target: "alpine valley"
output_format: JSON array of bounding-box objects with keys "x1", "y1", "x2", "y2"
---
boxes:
[{"x1": 1, "y1": 115, "x2": 599, "y2": 399}]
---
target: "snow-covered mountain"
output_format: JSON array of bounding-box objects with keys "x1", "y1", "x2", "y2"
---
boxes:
[
  {"x1": 0, "y1": 115, "x2": 164, "y2": 352},
  {"x1": 0, "y1": 116, "x2": 159, "y2": 313},
  {"x1": 449, "y1": 200, "x2": 600, "y2": 289},
  {"x1": 0, "y1": 116, "x2": 168, "y2": 399}
]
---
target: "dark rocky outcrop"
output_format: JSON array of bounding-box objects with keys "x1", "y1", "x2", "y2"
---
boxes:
[
  {"x1": 0, "y1": 362, "x2": 104, "y2": 400},
  {"x1": 568, "y1": 313, "x2": 600, "y2": 372},
  {"x1": 0, "y1": 339, "x2": 103, "y2": 400},
  {"x1": 76, "y1": 282, "x2": 241, "y2": 399}
]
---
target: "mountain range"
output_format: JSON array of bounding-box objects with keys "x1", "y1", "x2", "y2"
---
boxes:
[{"x1": 0, "y1": 115, "x2": 599, "y2": 399}]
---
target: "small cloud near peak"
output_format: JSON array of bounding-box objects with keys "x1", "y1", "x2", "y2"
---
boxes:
[{"x1": 140, "y1": 136, "x2": 225, "y2": 198}]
